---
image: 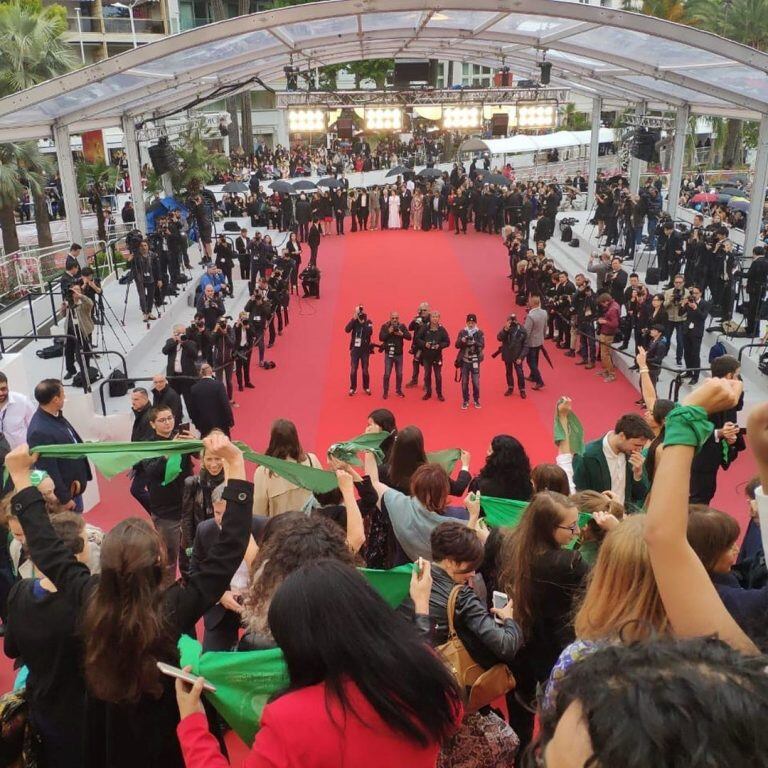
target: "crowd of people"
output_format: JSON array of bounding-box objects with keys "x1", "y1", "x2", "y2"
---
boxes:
[{"x1": 0, "y1": 345, "x2": 765, "y2": 767}]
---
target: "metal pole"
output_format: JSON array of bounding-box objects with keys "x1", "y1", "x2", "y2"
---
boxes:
[
  {"x1": 629, "y1": 101, "x2": 647, "y2": 195},
  {"x1": 121, "y1": 115, "x2": 147, "y2": 230},
  {"x1": 74, "y1": 8, "x2": 86, "y2": 63},
  {"x1": 53, "y1": 124, "x2": 85, "y2": 250},
  {"x1": 586, "y1": 96, "x2": 602, "y2": 215},
  {"x1": 744, "y1": 114, "x2": 768, "y2": 253},
  {"x1": 666, "y1": 104, "x2": 690, "y2": 221},
  {"x1": 129, "y1": 2, "x2": 137, "y2": 48}
]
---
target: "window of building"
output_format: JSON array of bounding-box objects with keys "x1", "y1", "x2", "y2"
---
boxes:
[{"x1": 461, "y1": 63, "x2": 492, "y2": 88}]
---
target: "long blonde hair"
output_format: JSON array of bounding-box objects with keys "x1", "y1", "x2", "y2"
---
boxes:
[{"x1": 574, "y1": 515, "x2": 668, "y2": 643}]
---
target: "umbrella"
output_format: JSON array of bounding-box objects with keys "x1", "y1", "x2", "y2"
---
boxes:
[
  {"x1": 479, "y1": 173, "x2": 511, "y2": 187},
  {"x1": 221, "y1": 181, "x2": 249, "y2": 194},
  {"x1": 317, "y1": 177, "x2": 343, "y2": 189},
  {"x1": 292, "y1": 180, "x2": 317, "y2": 192},
  {"x1": 727, "y1": 199, "x2": 750, "y2": 213},
  {"x1": 269, "y1": 179, "x2": 294, "y2": 194},
  {"x1": 417, "y1": 168, "x2": 442, "y2": 180},
  {"x1": 690, "y1": 192, "x2": 718, "y2": 204},
  {"x1": 718, "y1": 186, "x2": 746, "y2": 197},
  {"x1": 385, "y1": 165, "x2": 408, "y2": 178}
]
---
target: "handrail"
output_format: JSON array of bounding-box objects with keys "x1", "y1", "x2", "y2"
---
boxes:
[{"x1": 738, "y1": 341, "x2": 767, "y2": 362}]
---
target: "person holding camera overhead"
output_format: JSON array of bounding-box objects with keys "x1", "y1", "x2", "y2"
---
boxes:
[
  {"x1": 233, "y1": 311, "x2": 256, "y2": 392},
  {"x1": 664, "y1": 274, "x2": 688, "y2": 367},
  {"x1": 162, "y1": 324, "x2": 199, "y2": 409},
  {"x1": 406, "y1": 302, "x2": 431, "y2": 389},
  {"x1": 196, "y1": 284, "x2": 225, "y2": 332},
  {"x1": 455, "y1": 313, "x2": 485, "y2": 410},
  {"x1": 345, "y1": 306, "x2": 373, "y2": 396},
  {"x1": 417, "y1": 310, "x2": 450, "y2": 402},
  {"x1": 379, "y1": 311, "x2": 411, "y2": 400},
  {"x1": 680, "y1": 285, "x2": 710, "y2": 384},
  {"x1": 496, "y1": 313, "x2": 528, "y2": 399},
  {"x1": 212, "y1": 316, "x2": 236, "y2": 404}
]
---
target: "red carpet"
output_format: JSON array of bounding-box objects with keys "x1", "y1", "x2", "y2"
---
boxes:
[{"x1": 0, "y1": 227, "x2": 756, "y2": 753}]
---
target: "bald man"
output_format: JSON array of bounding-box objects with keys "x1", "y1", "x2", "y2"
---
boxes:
[{"x1": 406, "y1": 301, "x2": 431, "y2": 388}]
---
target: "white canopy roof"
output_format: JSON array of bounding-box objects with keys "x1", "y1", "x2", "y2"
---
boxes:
[
  {"x1": 0, "y1": 0, "x2": 767, "y2": 141},
  {"x1": 459, "y1": 128, "x2": 616, "y2": 155}
]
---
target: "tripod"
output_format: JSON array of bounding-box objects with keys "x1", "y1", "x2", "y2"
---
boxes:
[{"x1": 61, "y1": 297, "x2": 95, "y2": 393}]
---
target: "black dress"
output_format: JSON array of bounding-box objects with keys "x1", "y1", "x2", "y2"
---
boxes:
[{"x1": 9, "y1": 481, "x2": 252, "y2": 768}]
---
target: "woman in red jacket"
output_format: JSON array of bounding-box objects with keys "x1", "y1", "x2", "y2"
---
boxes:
[
  {"x1": 596, "y1": 292, "x2": 621, "y2": 383},
  {"x1": 176, "y1": 559, "x2": 461, "y2": 767}
]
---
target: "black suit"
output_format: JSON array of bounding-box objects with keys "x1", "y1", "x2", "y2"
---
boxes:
[
  {"x1": 152, "y1": 385, "x2": 183, "y2": 426},
  {"x1": 162, "y1": 337, "x2": 198, "y2": 410},
  {"x1": 682, "y1": 298, "x2": 710, "y2": 382},
  {"x1": 235, "y1": 236, "x2": 250, "y2": 280},
  {"x1": 188, "y1": 376, "x2": 234, "y2": 437}
]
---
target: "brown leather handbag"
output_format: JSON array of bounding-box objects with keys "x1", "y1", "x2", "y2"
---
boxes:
[{"x1": 437, "y1": 586, "x2": 516, "y2": 713}]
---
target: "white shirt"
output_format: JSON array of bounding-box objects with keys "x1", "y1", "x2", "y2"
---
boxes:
[
  {"x1": 174, "y1": 345, "x2": 183, "y2": 374},
  {"x1": 756, "y1": 486, "x2": 768, "y2": 560},
  {"x1": 602, "y1": 432, "x2": 627, "y2": 501},
  {"x1": 0, "y1": 391, "x2": 35, "y2": 449},
  {"x1": 406, "y1": 179, "x2": 415, "y2": 192}
]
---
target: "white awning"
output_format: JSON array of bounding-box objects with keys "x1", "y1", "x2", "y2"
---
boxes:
[{"x1": 458, "y1": 128, "x2": 615, "y2": 156}]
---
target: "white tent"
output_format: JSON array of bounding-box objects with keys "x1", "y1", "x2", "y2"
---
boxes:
[{"x1": 458, "y1": 128, "x2": 615, "y2": 156}]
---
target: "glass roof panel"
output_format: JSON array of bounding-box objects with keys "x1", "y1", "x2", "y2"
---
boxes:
[
  {"x1": 427, "y1": 10, "x2": 495, "y2": 28},
  {"x1": 362, "y1": 12, "x2": 422, "y2": 31},
  {"x1": 281, "y1": 15, "x2": 358, "y2": 42},
  {"x1": 488, "y1": 14, "x2": 583, "y2": 38},
  {"x1": 136, "y1": 29, "x2": 275, "y2": 74},
  {"x1": 545, "y1": 49, "x2": 613, "y2": 71},
  {"x1": 565, "y1": 27, "x2": 731, "y2": 69},
  {"x1": 616, "y1": 75, "x2": 728, "y2": 105},
  {"x1": 707, "y1": 66, "x2": 768, "y2": 102}
]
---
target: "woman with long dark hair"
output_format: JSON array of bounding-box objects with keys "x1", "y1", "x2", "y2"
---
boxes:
[
  {"x1": 3, "y1": 434, "x2": 252, "y2": 768},
  {"x1": 499, "y1": 491, "x2": 588, "y2": 754},
  {"x1": 252, "y1": 419, "x2": 321, "y2": 518},
  {"x1": 469, "y1": 434, "x2": 532, "y2": 501},
  {"x1": 366, "y1": 408, "x2": 397, "y2": 463},
  {"x1": 176, "y1": 560, "x2": 461, "y2": 767}
]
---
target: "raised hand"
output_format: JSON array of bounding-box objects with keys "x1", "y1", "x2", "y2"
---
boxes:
[{"x1": 682, "y1": 378, "x2": 742, "y2": 415}]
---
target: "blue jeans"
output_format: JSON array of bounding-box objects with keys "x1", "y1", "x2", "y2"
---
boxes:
[
  {"x1": 460, "y1": 362, "x2": 480, "y2": 404},
  {"x1": 383, "y1": 354, "x2": 403, "y2": 395}
]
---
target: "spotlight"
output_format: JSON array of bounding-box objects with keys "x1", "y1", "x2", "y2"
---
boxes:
[
  {"x1": 516, "y1": 103, "x2": 556, "y2": 129},
  {"x1": 288, "y1": 109, "x2": 327, "y2": 133},
  {"x1": 538, "y1": 61, "x2": 552, "y2": 85},
  {"x1": 442, "y1": 106, "x2": 480, "y2": 129},
  {"x1": 365, "y1": 107, "x2": 403, "y2": 132},
  {"x1": 284, "y1": 66, "x2": 299, "y2": 91}
]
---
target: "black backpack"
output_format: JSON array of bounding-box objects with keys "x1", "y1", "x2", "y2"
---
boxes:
[
  {"x1": 759, "y1": 352, "x2": 768, "y2": 377},
  {"x1": 560, "y1": 225, "x2": 572, "y2": 242},
  {"x1": 36, "y1": 338, "x2": 64, "y2": 359},
  {"x1": 72, "y1": 367, "x2": 102, "y2": 388},
  {"x1": 108, "y1": 368, "x2": 134, "y2": 397},
  {"x1": 223, "y1": 221, "x2": 240, "y2": 232},
  {"x1": 645, "y1": 267, "x2": 660, "y2": 286}
]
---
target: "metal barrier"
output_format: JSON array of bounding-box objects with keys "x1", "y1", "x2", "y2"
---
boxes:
[{"x1": 738, "y1": 341, "x2": 768, "y2": 362}]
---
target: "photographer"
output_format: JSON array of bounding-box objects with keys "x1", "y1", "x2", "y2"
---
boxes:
[
  {"x1": 406, "y1": 302, "x2": 431, "y2": 389},
  {"x1": 125, "y1": 240, "x2": 161, "y2": 323},
  {"x1": 745, "y1": 245, "x2": 768, "y2": 336},
  {"x1": 455, "y1": 313, "x2": 485, "y2": 409},
  {"x1": 244, "y1": 288, "x2": 271, "y2": 368},
  {"x1": 196, "y1": 284, "x2": 225, "y2": 332},
  {"x1": 417, "y1": 310, "x2": 450, "y2": 401},
  {"x1": 191, "y1": 194, "x2": 213, "y2": 264},
  {"x1": 214, "y1": 235, "x2": 235, "y2": 289},
  {"x1": 267, "y1": 267, "x2": 289, "y2": 340},
  {"x1": 61, "y1": 283, "x2": 94, "y2": 381},
  {"x1": 710, "y1": 236, "x2": 738, "y2": 320},
  {"x1": 300, "y1": 262, "x2": 321, "y2": 298},
  {"x1": 680, "y1": 285, "x2": 710, "y2": 384},
  {"x1": 684, "y1": 214, "x2": 707, "y2": 288},
  {"x1": 162, "y1": 324, "x2": 198, "y2": 408},
  {"x1": 80, "y1": 267, "x2": 102, "y2": 329},
  {"x1": 659, "y1": 221, "x2": 684, "y2": 287},
  {"x1": 212, "y1": 316, "x2": 236, "y2": 403},
  {"x1": 496, "y1": 313, "x2": 528, "y2": 399},
  {"x1": 379, "y1": 311, "x2": 411, "y2": 399},
  {"x1": 233, "y1": 311, "x2": 256, "y2": 392},
  {"x1": 187, "y1": 315, "x2": 213, "y2": 365},
  {"x1": 345, "y1": 306, "x2": 373, "y2": 396},
  {"x1": 553, "y1": 271, "x2": 575, "y2": 348},
  {"x1": 235, "y1": 228, "x2": 250, "y2": 281},
  {"x1": 663, "y1": 274, "x2": 688, "y2": 367},
  {"x1": 200, "y1": 264, "x2": 229, "y2": 297},
  {"x1": 307, "y1": 217, "x2": 321, "y2": 266},
  {"x1": 603, "y1": 257, "x2": 628, "y2": 307},
  {"x1": 642, "y1": 185, "x2": 662, "y2": 250},
  {"x1": 573, "y1": 276, "x2": 598, "y2": 368}
]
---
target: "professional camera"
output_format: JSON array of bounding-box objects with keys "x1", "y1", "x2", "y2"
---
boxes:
[{"x1": 125, "y1": 229, "x2": 144, "y2": 252}]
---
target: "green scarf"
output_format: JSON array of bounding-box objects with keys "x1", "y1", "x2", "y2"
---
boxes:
[
  {"x1": 426, "y1": 448, "x2": 461, "y2": 473},
  {"x1": 327, "y1": 431, "x2": 390, "y2": 466}
]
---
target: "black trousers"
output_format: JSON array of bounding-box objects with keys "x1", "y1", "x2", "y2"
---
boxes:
[
  {"x1": 409, "y1": 354, "x2": 422, "y2": 384},
  {"x1": 350, "y1": 348, "x2": 370, "y2": 391},
  {"x1": 135, "y1": 277, "x2": 154, "y2": 315},
  {"x1": 423, "y1": 359, "x2": 443, "y2": 397},
  {"x1": 235, "y1": 351, "x2": 252, "y2": 388},
  {"x1": 454, "y1": 211, "x2": 467, "y2": 233},
  {"x1": 202, "y1": 610, "x2": 242, "y2": 652},
  {"x1": 237, "y1": 256, "x2": 249, "y2": 280},
  {"x1": 683, "y1": 332, "x2": 703, "y2": 381},
  {"x1": 357, "y1": 209, "x2": 369, "y2": 230},
  {"x1": 216, "y1": 363, "x2": 234, "y2": 400},
  {"x1": 65, "y1": 321, "x2": 91, "y2": 375},
  {"x1": 335, "y1": 212, "x2": 345, "y2": 234},
  {"x1": 309, "y1": 243, "x2": 319, "y2": 265},
  {"x1": 527, "y1": 346, "x2": 544, "y2": 386},
  {"x1": 298, "y1": 221, "x2": 309, "y2": 241}
]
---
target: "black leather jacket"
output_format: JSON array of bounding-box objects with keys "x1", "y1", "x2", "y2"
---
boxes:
[{"x1": 428, "y1": 564, "x2": 523, "y2": 670}]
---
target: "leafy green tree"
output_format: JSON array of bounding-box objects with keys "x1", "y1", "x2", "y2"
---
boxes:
[
  {"x1": 171, "y1": 128, "x2": 230, "y2": 196},
  {"x1": 561, "y1": 103, "x2": 591, "y2": 131},
  {"x1": 76, "y1": 160, "x2": 120, "y2": 242}
]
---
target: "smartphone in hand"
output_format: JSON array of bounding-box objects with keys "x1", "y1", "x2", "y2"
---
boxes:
[
  {"x1": 157, "y1": 662, "x2": 217, "y2": 693},
  {"x1": 492, "y1": 590, "x2": 509, "y2": 625}
]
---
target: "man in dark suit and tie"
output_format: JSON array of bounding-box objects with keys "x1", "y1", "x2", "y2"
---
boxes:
[
  {"x1": 357, "y1": 190, "x2": 369, "y2": 231},
  {"x1": 681, "y1": 285, "x2": 710, "y2": 384},
  {"x1": 235, "y1": 228, "x2": 250, "y2": 281},
  {"x1": 162, "y1": 324, "x2": 199, "y2": 410},
  {"x1": 188, "y1": 364, "x2": 234, "y2": 437}
]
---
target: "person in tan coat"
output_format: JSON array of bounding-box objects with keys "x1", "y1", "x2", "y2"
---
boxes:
[{"x1": 252, "y1": 419, "x2": 321, "y2": 517}]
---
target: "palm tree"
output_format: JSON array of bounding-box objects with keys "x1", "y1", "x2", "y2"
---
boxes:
[
  {"x1": 12, "y1": 140, "x2": 54, "y2": 246},
  {"x1": 562, "y1": 103, "x2": 591, "y2": 131},
  {"x1": 171, "y1": 128, "x2": 230, "y2": 196},
  {"x1": 76, "y1": 160, "x2": 120, "y2": 242},
  {"x1": 0, "y1": 0, "x2": 76, "y2": 97}
]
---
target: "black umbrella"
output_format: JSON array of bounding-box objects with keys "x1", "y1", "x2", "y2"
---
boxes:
[
  {"x1": 317, "y1": 177, "x2": 342, "y2": 189},
  {"x1": 269, "y1": 179, "x2": 294, "y2": 194},
  {"x1": 292, "y1": 179, "x2": 317, "y2": 192},
  {"x1": 479, "y1": 173, "x2": 511, "y2": 187},
  {"x1": 417, "y1": 168, "x2": 442, "y2": 180},
  {"x1": 221, "y1": 181, "x2": 249, "y2": 194},
  {"x1": 385, "y1": 165, "x2": 408, "y2": 177},
  {"x1": 718, "y1": 187, "x2": 746, "y2": 198}
]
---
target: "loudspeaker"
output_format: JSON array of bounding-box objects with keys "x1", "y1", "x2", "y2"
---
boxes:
[
  {"x1": 517, "y1": 79, "x2": 537, "y2": 88},
  {"x1": 630, "y1": 127, "x2": 660, "y2": 162},
  {"x1": 538, "y1": 62, "x2": 552, "y2": 85},
  {"x1": 491, "y1": 113, "x2": 509, "y2": 137},
  {"x1": 645, "y1": 267, "x2": 660, "y2": 285},
  {"x1": 147, "y1": 137, "x2": 177, "y2": 176},
  {"x1": 336, "y1": 118, "x2": 354, "y2": 139},
  {"x1": 494, "y1": 70, "x2": 513, "y2": 87}
]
